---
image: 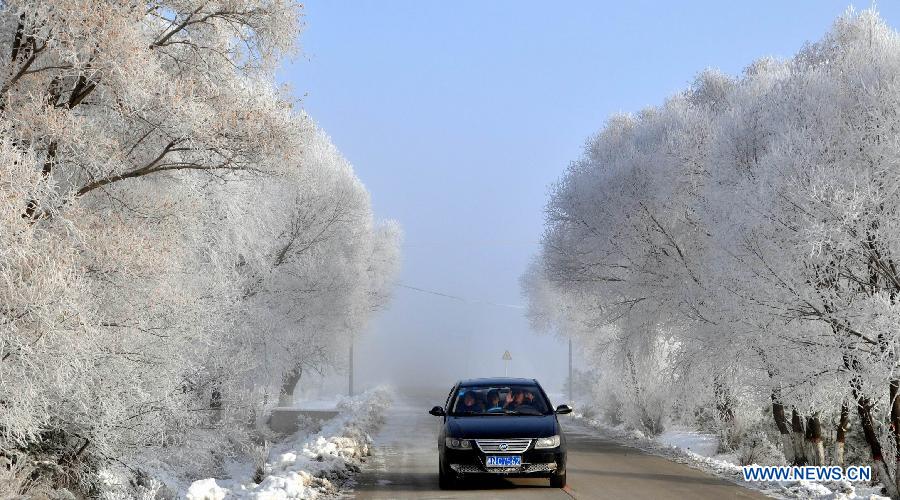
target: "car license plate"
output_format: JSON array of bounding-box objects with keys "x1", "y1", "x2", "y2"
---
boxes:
[{"x1": 486, "y1": 455, "x2": 521, "y2": 467}]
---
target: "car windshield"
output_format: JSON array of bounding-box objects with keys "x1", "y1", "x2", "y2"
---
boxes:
[{"x1": 450, "y1": 384, "x2": 551, "y2": 416}]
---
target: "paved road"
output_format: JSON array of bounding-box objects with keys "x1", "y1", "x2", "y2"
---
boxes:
[{"x1": 351, "y1": 394, "x2": 770, "y2": 500}]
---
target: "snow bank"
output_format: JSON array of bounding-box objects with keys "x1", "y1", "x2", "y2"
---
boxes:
[
  {"x1": 186, "y1": 387, "x2": 391, "y2": 499},
  {"x1": 570, "y1": 413, "x2": 889, "y2": 500},
  {"x1": 187, "y1": 479, "x2": 229, "y2": 500},
  {"x1": 656, "y1": 427, "x2": 720, "y2": 458}
]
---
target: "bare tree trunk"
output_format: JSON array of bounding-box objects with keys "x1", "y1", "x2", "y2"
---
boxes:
[
  {"x1": 864, "y1": 235, "x2": 900, "y2": 497},
  {"x1": 772, "y1": 390, "x2": 794, "y2": 464},
  {"x1": 856, "y1": 388, "x2": 899, "y2": 499},
  {"x1": 713, "y1": 376, "x2": 737, "y2": 450},
  {"x1": 890, "y1": 379, "x2": 900, "y2": 497},
  {"x1": 715, "y1": 379, "x2": 736, "y2": 423},
  {"x1": 843, "y1": 349, "x2": 899, "y2": 498},
  {"x1": 624, "y1": 349, "x2": 654, "y2": 433},
  {"x1": 278, "y1": 365, "x2": 303, "y2": 406},
  {"x1": 805, "y1": 414, "x2": 825, "y2": 466},
  {"x1": 791, "y1": 409, "x2": 808, "y2": 466},
  {"x1": 210, "y1": 388, "x2": 222, "y2": 424},
  {"x1": 835, "y1": 402, "x2": 849, "y2": 467}
]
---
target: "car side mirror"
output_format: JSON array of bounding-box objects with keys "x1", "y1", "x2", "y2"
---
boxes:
[
  {"x1": 429, "y1": 406, "x2": 446, "y2": 416},
  {"x1": 555, "y1": 404, "x2": 573, "y2": 415}
]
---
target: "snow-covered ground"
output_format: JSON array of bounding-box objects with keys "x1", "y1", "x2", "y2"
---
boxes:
[
  {"x1": 655, "y1": 427, "x2": 720, "y2": 458},
  {"x1": 571, "y1": 413, "x2": 889, "y2": 500},
  {"x1": 186, "y1": 387, "x2": 392, "y2": 500}
]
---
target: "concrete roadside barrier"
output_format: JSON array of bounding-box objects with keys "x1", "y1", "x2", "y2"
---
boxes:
[{"x1": 268, "y1": 408, "x2": 340, "y2": 434}]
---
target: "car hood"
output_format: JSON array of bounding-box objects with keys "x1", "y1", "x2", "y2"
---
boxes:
[{"x1": 447, "y1": 415, "x2": 558, "y2": 439}]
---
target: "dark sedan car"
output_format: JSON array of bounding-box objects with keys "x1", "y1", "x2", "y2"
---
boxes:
[{"x1": 428, "y1": 377, "x2": 572, "y2": 489}]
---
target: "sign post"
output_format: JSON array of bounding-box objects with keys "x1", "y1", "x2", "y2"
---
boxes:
[
  {"x1": 568, "y1": 338, "x2": 573, "y2": 405},
  {"x1": 502, "y1": 350, "x2": 512, "y2": 377},
  {"x1": 349, "y1": 336, "x2": 354, "y2": 397}
]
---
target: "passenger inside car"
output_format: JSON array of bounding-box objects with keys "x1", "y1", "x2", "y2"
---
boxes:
[
  {"x1": 457, "y1": 390, "x2": 483, "y2": 413},
  {"x1": 449, "y1": 385, "x2": 552, "y2": 415}
]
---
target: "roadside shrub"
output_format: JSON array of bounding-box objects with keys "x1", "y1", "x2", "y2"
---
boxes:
[{"x1": 738, "y1": 431, "x2": 784, "y2": 466}]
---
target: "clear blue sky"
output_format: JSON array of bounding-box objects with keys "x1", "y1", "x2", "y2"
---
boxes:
[{"x1": 279, "y1": 1, "x2": 898, "y2": 395}]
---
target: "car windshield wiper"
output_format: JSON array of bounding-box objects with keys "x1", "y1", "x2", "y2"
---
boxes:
[
  {"x1": 505, "y1": 409, "x2": 546, "y2": 416},
  {"x1": 453, "y1": 410, "x2": 544, "y2": 416}
]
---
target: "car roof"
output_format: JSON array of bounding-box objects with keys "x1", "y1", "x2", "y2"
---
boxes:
[{"x1": 457, "y1": 377, "x2": 539, "y2": 387}]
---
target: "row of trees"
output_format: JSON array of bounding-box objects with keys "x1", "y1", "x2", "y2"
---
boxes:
[
  {"x1": 0, "y1": 0, "x2": 400, "y2": 496},
  {"x1": 524, "y1": 9, "x2": 900, "y2": 497}
]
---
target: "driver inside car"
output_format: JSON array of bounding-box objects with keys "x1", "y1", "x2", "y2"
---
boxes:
[
  {"x1": 523, "y1": 389, "x2": 535, "y2": 405},
  {"x1": 504, "y1": 388, "x2": 525, "y2": 410}
]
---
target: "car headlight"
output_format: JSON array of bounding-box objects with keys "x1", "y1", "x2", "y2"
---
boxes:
[
  {"x1": 445, "y1": 438, "x2": 473, "y2": 450},
  {"x1": 534, "y1": 435, "x2": 560, "y2": 449}
]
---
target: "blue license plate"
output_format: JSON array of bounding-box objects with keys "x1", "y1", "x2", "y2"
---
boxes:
[{"x1": 485, "y1": 455, "x2": 522, "y2": 467}]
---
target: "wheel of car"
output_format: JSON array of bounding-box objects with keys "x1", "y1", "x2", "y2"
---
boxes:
[
  {"x1": 438, "y1": 462, "x2": 456, "y2": 490},
  {"x1": 550, "y1": 471, "x2": 567, "y2": 488}
]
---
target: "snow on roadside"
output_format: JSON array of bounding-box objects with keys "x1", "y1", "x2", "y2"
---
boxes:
[
  {"x1": 569, "y1": 413, "x2": 888, "y2": 500},
  {"x1": 186, "y1": 387, "x2": 391, "y2": 499},
  {"x1": 655, "y1": 427, "x2": 720, "y2": 458}
]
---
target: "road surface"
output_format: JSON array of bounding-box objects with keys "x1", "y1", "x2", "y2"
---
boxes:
[{"x1": 351, "y1": 393, "x2": 770, "y2": 500}]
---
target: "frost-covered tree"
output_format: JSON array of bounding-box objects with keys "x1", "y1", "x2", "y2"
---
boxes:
[
  {"x1": 0, "y1": 1, "x2": 401, "y2": 496},
  {"x1": 525, "y1": 9, "x2": 900, "y2": 496}
]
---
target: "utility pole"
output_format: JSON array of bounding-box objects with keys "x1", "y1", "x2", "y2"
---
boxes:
[
  {"x1": 464, "y1": 331, "x2": 471, "y2": 378},
  {"x1": 349, "y1": 336, "x2": 354, "y2": 397},
  {"x1": 568, "y1": 338, "x2": 573, "y2": 405}
]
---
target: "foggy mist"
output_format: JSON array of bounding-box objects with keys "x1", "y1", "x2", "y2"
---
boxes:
[{"x1": 355, "y1": 262, "x2": 570, "y2": 394}]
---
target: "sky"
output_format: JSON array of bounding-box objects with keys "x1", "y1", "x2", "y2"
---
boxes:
[{"x1": 278, "y1": 1, "x2": 900, "y2": 397}]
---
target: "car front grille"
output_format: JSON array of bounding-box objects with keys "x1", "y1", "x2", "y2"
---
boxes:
[
  {"x1": 450, "y1": 462, "x2": 557, "y2": 474},
  {"x1": 474, "y1": 438, "x2": 532, "y2": 453}
]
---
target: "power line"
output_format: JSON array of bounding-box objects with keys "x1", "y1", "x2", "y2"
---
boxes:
[
  {"x1": 401, "y1": 240, "x2": 540, "y2": 248},
  {"x1": 396, "y1": 283, "x2": 525, "y2": 310}
]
